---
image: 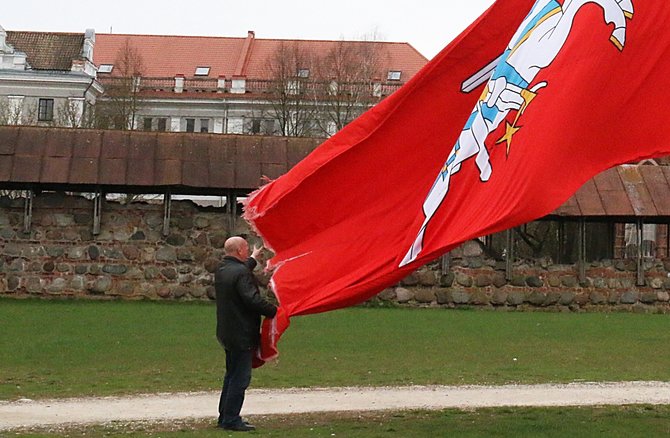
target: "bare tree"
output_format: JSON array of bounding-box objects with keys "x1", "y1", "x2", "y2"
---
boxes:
[
  {"x1": 312, "y1": 39, "x2": 389, "y2": 136},
  {"x1": 97, "y1": 39, "x2": 145, "y2": 130},
  {"x1": 265, "y1": 41, "x2": 318, "y2": 137}
]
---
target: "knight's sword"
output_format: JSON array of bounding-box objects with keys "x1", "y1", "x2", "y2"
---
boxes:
[{"x1": 460, "y1": 54, "x2": 503, "y2": 93}]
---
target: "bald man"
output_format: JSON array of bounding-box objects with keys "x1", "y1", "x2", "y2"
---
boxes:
[{"x1": 215, "y1": 236, "x2": 277, "y2": 431}]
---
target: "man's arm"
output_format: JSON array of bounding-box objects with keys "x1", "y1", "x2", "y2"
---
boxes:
[{"x1": 237, "y1": 271, "x2": 277, "y2": 318}]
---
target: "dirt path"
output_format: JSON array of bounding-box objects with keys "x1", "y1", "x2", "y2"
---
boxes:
[{"x1": 1, "y1": 381, "x2": 669, "y2": 431}]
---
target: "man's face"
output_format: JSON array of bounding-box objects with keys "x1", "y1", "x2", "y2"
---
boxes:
[{"x1": 238, "y1": 241, "x2": 249, "y2": 260}]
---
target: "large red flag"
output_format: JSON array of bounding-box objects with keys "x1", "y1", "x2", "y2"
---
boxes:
[{"x1": 245, "y1": 0, "x2": 670, "y2": 364}]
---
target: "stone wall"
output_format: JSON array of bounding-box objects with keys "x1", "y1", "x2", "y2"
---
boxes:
[
  {"x1": 1, "y1": 194, "x2": 669, "y2": 313},
  {"x1": 378, "y1": 241, "x2": 670, "y2": 314},
  {"x1": 0, "y1": 193, "x2": 263, "y2": 299}
]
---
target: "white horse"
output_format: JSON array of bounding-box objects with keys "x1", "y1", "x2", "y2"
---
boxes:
[{"x1": 400, "y1": 0, "x2": 634, "y2": 267}]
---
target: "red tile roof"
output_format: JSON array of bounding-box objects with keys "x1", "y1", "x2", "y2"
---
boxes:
[
  {"x1": 94, "y1": 32, "x2": 428, "y2": 81},
  {"x1": 6, "y1": 31, "x2": 85, "y2": 71}
]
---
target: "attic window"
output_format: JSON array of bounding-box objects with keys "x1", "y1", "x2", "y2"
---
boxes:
[
  {"x1": 387, "y1": 70, "x2": 402, "y2": 81},
  {"x1": 98, "y1": 64, "x2": 114, "y2": 74},
  {"x1": 195, "y1": 67, "x2": 211, "y2": 76},
  {"x1": 297, "y1": 68, "x2": 310, "y2": 78}
]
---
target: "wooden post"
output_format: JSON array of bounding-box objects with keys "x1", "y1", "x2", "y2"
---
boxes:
[
  {"x1": 162, "y1": 190, "x2": 172, "y2": 237},
  {"x1": 22, "y1": 189, "x2": 33, "y2": 234},
  {"x1": 505, "y1": 228, "x2": 514, "y2": 281},
  {"x1": 92, "y1": 189, "x2": 102, "y2": 236},
  {"x1": 636, "y1": 218, "x2": 645, "y2": 286},
  {"x1": 578, "y1": 219, "x2": 586, "y2": 284}
]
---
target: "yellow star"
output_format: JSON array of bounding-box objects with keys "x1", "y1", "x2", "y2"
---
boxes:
[{"x1": 496, "y1": 122, "x2": 521, "y2": 155}]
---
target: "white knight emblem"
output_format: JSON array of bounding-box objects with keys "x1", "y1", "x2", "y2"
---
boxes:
[{"x1": 400, "y1": 0, "x2": 634, "y2": 267}]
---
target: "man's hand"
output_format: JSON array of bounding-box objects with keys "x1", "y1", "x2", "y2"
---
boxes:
[{"x1": 251, "y1": 244, "x2": 263, "y2": 260}]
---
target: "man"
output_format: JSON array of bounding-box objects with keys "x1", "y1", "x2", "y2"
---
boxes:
[{"x1": 215, "y1": 236, "x2": 277, "y2": 431}]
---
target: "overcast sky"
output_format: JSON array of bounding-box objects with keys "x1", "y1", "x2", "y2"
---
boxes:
[{"x1": 2, "y1": 0, "x2": 495, "y2": 59}]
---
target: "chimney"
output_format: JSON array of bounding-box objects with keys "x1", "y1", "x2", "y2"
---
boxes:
[{"x1": 83, "y1": 29, "x2": 95, "y2": 61}]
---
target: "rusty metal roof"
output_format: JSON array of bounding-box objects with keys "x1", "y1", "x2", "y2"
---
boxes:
[
  {"x1": 0, "y1": 126, "x2": 668, "y2": 218},
  {"x1": 552, "y1": 165, "x2": 670, "y2": 219},
  {"x1": 0, "y1": 126, "x2": 320, "y2": 194}
]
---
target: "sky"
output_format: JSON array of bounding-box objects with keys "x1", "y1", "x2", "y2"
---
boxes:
[{"x1": 2, "y1": 0, "x2": 495, "y2": 59}]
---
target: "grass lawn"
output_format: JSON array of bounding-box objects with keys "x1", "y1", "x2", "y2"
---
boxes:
[
  {"x1": 14, "y1": 406, "x2": 670, "y2": 437},
  {"x1": 1, "y1": 298, "x2": 669, "y2": 400}
]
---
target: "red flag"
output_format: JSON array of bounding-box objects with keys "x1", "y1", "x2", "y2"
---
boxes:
[{"x1": 246, "y1": 0, "x2": 670, "y2": 364}]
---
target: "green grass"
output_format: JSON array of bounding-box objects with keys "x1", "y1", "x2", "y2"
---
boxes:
[
  {"x1": 14, "y1": 406, "x2": 670, "y2": 437},
  {"x1": 1, "y1": 299, "x2": 669, "y2": 400}
]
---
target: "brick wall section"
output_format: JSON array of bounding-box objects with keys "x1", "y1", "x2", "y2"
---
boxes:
[{"x1": 1, "y1": 194, "x2": 669, "y2": 313}]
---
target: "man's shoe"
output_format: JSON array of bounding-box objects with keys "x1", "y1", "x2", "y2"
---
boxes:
[{"x1": 220, "y1": 421, "x2": 256, "y2": 432}]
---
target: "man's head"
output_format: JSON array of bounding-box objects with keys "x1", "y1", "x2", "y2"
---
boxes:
[{"x1": 224, "y1": 236, "x2": 249, "y2": 261}]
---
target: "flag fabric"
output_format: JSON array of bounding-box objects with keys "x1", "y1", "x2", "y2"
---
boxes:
[{"x1": 245, "y1": 0, "x2": 670, "y2": 364}]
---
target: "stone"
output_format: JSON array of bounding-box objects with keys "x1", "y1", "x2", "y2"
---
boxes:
[
  {"x1": 648, "y1": 277, "x2": 664, "y2": 290},
  {"x1": 462, "y1": 240, "x2": 484, "y2": 257},
  {"x1": 103, "y1": 264, "x2": 128, "y2": 275},
  {"x1": 26, "y1": 277, "x2": 43, "y2": 294},
  {"x1": 166, "y1": 233, "x2": 186, "y2": 246},
  {"x1": 156, "y1": 247, "x2": 177, "y2": 262},
  {"x1": 7, "y1": 275, "x2": 19, "y2": 291},
  {"x1": 157, "y1": 287, "x2": 172, "y2": 298},
  {"x1": 46, "y1": 246, "x2": 65, "y2": 258},
  {"x1": 103, "y1": 248, "x2": 124, "y2": 259},
  {"x1": 435, "y1": 288, "x2": 451, "y2": 304},
  {"x1": 510, "y1": 275, "x2": 526, "y2": 287},
  {"x1": 204, "y1": 258, "x2": 221, "y2": 273},
  {"x1": 607, "y1": 278, "x2": 620, "y2": 289},
  {"x1": 414, "y1": 289, "x2": 436, "y2": 303},
  {"x1": 191, "y1": 248, "x2": 208, "y2": 263},
  {"x1": 559, "y1": 292, "x2": 575, "y2": 305},
  {"x1": 492, "y1": 274, "x2": 507, "y2": 288},
  {"x1": 145, "y1": 213, "x2": 163, "y2": 228},
  {"x1": 528, "y1": 291, "x2": 546, "y2": 306},
  {"x1": 161, "y1": 268, "x2": 178, "y2": 280},
  {"x1": 122, "y1": 246, "x2": 141, "y2": 260},
  {"x1": 130, "y1": 230, "x2": 146, "y2": 241},
  {"x1": 67, "y1": 247, "x2": 85, "y2": 260},
  {"x1": 439, "y1": 272, "x2": 455, "y2": 287},
  {"x1": 3, "y1": 243, "x2": 22, "y2": 257},
  {"x1": 210, "y1": 233, "x2": 228, "y2": 249},
  {"x1": 116, "y1": 282, "x2": 136, "y2": 296},
  {"x1": 206, "y1": 286, "x2": 216, "y2": 300},
  {"x1": 592, "y1": 278, "x2": 607, "y2": 289},
  {"x1": 89, "y1": 276, "x2": 113, "y2": 294},
  {"x1": 74, "y1": 213, "x2": 90, "y2": 224},
  {"x1": 177, "y1": 265, "x2": 193, "y2": 274},
  {"x1": 43, "y1": 261, "x2": 55, "y2": 273},
  {"x1": 177, "y1": 249, "x2": 195, "y2": 262},
  {"x1": 194, "y1": 232, "x2": 209, "y2": 246},
  {"x1": 172, "y1": 286, "x2": 189, "y2": 298},
  {"x1": 657, "y1": 291, "x2": 670, "y2": 302},
  {"x1": 89, "y1": 264, "x2": 102, "y2": 275},
  {"x1": 455, "y1": 272, "x2": 473, "y2": 287},
  {"x1": 451, "y1": 290, "x2": 471, "y2": 304},
  {"x1": 491, "y1": 290, "x2": 508, "y2": 305},
  {"x1": 395, "y1": 287, "x2": 413, "y2": 303},
  {"x1": 470, "y1": 290, "x2": 490, "y2": 305},
  {"x1": 608, "y1": 291, "x2": 621, "y2": 304},
  {"x1": 27, "y1": 261, "x2": 41, "y2": 272},
  {"x1": 194, "y1": 216, "x2": 210, "y2": 229},
  {"x1": 640, "y1": 292, "x2": 657, "y2": 304},
  {"x1": 475, "y1": 274, "x2": 492, "y2": 287},
  {"x1": 177, "y1": 216, "x2": 194, "y2": 230},
  {"x1": 0, "y1": 228, "x2": 15, "y2": 239},
  {"x1": 70, "y1": 276, "x2": 85, "y2": 290},
  {"x1": 73, "y1": 265, "x2": 87, "y2": 275},
  {"x1": 526, "y1": 276, "x2": 543, "y2": 288},
  {"x1": 190, "y1": 287, "x2": 207, "y2": 298},
  {"x1": 401, "y1": 272, "x2": 419, "y2": 287},
  {"x1": 56, "y1": 263, "x2": 70, "y2": 273},
  {"x1": 63, "y1": 230, "x2": 80, "y2": 241},
  {"x1": 53, "y1": 214, "x2": 75, "y2": 227},
  {"x1": 507, "y1": 292, "x2": 525, "y2": 306},
  {"x1": 621, "y1": 291, "x2": 639, "y2": 304},
  {"x1": 560, "y1": 276, "x2": 578, "y2": 288},
  {"x1": 47, "y1": 278, "x2": 67, "y2": 293},
  {"x1": 548, "y1": 276, "x2": 561, "y2": 287},
  {"x1": 544, "y1": 291, "x2": 562, "y2": 306},
  {"x1": 8, "y1": 259, "x2": 24, "y2": 272},
  {"x1": 377, "y1": 288, "x2": 396, "y2": 301},
  {"x1": 589, "y1": 292, "x2": 607, "y2": 305},
  {"x1": 144, "y1": 266, "x2": 161, "y2": 280},
  {"x1": 466, "y1": 258, "x2": 484, "y2": 269},
  {"x1": 418, "y1": 271, "x2": 437, "y2": 287}
]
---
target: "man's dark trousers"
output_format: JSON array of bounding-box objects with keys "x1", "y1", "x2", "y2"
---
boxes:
[{"x1": 218, "y1": 348, "x2": 253, "y2": 427}]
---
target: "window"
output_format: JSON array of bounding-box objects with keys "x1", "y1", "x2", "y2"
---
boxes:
[
  {"x1": 185, "y1": 118, "x2": 195, "y2": 132},
  {"x1": 157, "y1": 118, "x2": 167, "y2": 132},
  {"x1": 98, "y1": 64, "x2": 114, "y2": 74},
  {"x1": 38, "y1": 98, "x2": 54, "y2": 121},
  {"x1": 251, "y1": 119, "x2": 261, "y2": 134},
  {"x1": 194, "y1": 66, "x2": 210, "y2": 76},
  {"x1": 143, "y1": 118, "x2": 153, "y2": 131},
  {"x1": 297, "y1": 68, "x2": 310, "y2": 78},
  {"x1": 200, "y1": 119, "x2": 209, "y2": 133},
  {"x1": 387, "y1": 70, "x2": 402, "y2": 81}
]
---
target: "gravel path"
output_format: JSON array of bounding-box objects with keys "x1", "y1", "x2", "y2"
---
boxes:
[{"x1": 1, "y1": 381, "x2": 669, "y2": 431}]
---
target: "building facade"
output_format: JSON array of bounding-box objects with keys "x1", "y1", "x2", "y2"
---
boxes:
[{"x1": 0, "y1": 25, "x2": 104, "y2": 127}]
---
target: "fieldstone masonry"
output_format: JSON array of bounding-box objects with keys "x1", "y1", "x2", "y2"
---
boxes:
[{"x1": 1, "y1": 194, "x2": 669, "y2": 313}]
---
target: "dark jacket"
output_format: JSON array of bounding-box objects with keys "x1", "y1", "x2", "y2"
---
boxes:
[{"x1": 215, "y1": 256, "x2": 277, "y2": 351}]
